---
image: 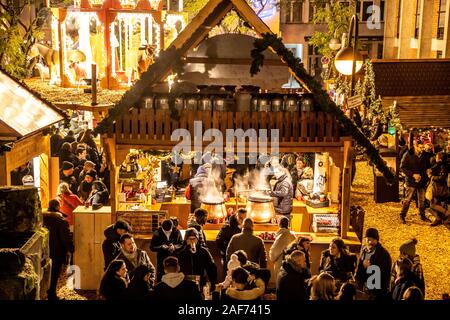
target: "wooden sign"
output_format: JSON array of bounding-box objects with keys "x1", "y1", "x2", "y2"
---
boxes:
[
  {"x1": 116, "y1": 210, "x2": 168, "y2": 235},
  {"x1": 347, "y1": 95, "x2": 363, "y2": 109}
]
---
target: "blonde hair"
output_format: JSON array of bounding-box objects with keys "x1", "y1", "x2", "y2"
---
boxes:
[
  {"x1": 57, "y1": 182, "x2": 71, "y2": 195},
  {"x1": 310, "y1": 272, "x2": 336, "y2": 301}
]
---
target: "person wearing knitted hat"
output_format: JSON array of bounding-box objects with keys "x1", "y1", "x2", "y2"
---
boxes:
[
  {"x1": 355, "y1": 228, "x2": 392, "y2": 300},
  {"x1": 59, "y1": 161, "x2": 78, "y2": 194},
  {"x1": 77, "y1": 169, "x2": 97, "y2": 201},
  {"x1": 177, "y1": 227, "x2": 217, "y2": 289},
  {"x1": 390, "y1": 238, "x2": 425, "y2": 296}
]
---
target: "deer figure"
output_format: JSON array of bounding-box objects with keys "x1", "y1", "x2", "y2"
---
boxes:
[{"x1": 28, "y1": 43, "x2": 60, "y2": 84}]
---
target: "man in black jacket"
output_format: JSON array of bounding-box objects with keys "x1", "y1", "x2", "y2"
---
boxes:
[
  {"x1": 355, "y1": 228, "x2": 392, "y2": 300},
  {"x1": 400, "y1": 141, "x2": 432, "y2": 223},
  {"x1": 276, "y1": 250, "x2": 309, "y2": 301},
  {"x1": 154, "y1": 256, "x2": 202, "y2": 301},
  {"x1": 150, "y1": 219, "x2": 183, "y2": 281},
  {"x1": 59, "y1": 161, "x2": 78, "y2": 195},
  {"x1": 43, "y1": 199, "x2": 74, "y2": 300},
  {"x1": 177, "y1": 228, "x2": 217, "y2": 288},
  {"x1": 216, "y1": 213, "x2": 241, "y2": 272},
  {"x1": 187, "y1": 208, "x2": 208, "y2": 248},
  {"x1": 102, "y1": 220, "x2": 131, "y2": 270}
]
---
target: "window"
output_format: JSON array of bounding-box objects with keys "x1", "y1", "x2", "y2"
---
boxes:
[
  {"x1": 396, "y1": 0, "x2": 402, "y2": 38},
  {"x1": 284, "y1": 1, "x2": 303, "y2": 23},
  {"x1": 437, "y1": 0, "x2": 447, "y2": 39},
  {"x1": 308, "y1": 45, "x2": 322, "y2": 76},
  {"x1": 309, "y1": 1, "x2": 326, "y2": 22},
  {"x1": 437, "y1": 50, "x2": 443, "y2": 58},
  {"x1": 414, "y1": 0, "x2": 421, "y2": 39},
  {"x1": 362, "y1": 1, "x2": 373, "y2": 22}
]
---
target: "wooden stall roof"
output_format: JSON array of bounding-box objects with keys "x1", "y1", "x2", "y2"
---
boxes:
[
  {"x1": 372, "y1": 59, "x2": 450, "y2": 97},
  {"x1": 372, "y1": 59, "x2": 450, "y2": 129},
  {"x1": 0, "y1": 70, "x2": 66, "y2": 142}
]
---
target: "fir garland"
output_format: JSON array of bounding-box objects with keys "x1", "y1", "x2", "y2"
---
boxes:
[{"x1": 250, "y1": 33, "x2": 395, "y2": 183}]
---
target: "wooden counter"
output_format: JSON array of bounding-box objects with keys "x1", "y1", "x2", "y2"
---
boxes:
[
  {"x1": 73, "y1": 206, "x2": 112, "y2": 290},
  {"x1": 118, "y1": 198, "x2": 339, "y2": 232}
]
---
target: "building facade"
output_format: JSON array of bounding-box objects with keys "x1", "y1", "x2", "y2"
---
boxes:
[
  {"x1": 280, "y1": 0, "x2": 386, "y2": 76},
  {"x1": 384, "y1": 0, "x2": 450, "y2": 58}
]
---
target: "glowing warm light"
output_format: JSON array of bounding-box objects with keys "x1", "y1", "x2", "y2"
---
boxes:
[
  {"x1": 0, "y1": 71, "x2": 64, "y2": 136},
  {"x1": 334, "y1": 46, "x2": 363, "y2": 75}
]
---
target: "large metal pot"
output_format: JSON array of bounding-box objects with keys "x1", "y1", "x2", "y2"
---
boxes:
[
  {"x1": 257, "y1": 96, "x2": 271, "y2": 112},
  {"x1": 285, "y1": 95, "x2": 298, "y2": 112},
  {"x1": 271, "y1": 95, "x2": 284, "y2": 112},
  {"x1": 185, "y1": 96, "x2": 198, "y2": 111},
  {"x1": 155, "y1": 96, "x2": 169, "y2": 110},
  {"x1": 143, "y1": 96, "x2": 154, "y2": 109},
  {"x1": 174, "y1": 97, "x2": 185, "y2": 111},
  {"x1": 198, "y1": 96, "x2": 212, "y2": 111},
  {"x1": 245, "y1": 194, "x2": 275, "y2": 223},
  {"x1": 201, "y1": 200, "x2": 227, "y2": 221}
]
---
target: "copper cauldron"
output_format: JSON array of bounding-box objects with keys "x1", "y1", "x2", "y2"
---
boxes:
[
  {"x1": 201, "y1": 200, "x2": 227, "y2": 222},
  {"x1": 245, "y1": 194, "x2": 275, "y2": 223}
]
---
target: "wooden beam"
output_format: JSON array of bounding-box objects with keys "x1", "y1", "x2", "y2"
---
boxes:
[
  {"x1": 183, "y1": 57, "x2": 287, "y2": 66},
  {"x1": 340, "y1": 167, "x2": 351, "y2": 239}
]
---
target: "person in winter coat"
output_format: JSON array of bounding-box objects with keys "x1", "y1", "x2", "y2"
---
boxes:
[
  {"x1": 188, "y1": 164, "x2": 211, "y2": 213},
  {"x1": 102, "y1": 220, "x2": 132, "y2": 270},
  {"x1": 226, "y1": 218, "x2": 267, "y2": 268},
  {"x1": 62, "y1": 130, "x2": 76, "y2": 144},
  {"x1": 87, "y1": 180, "x2": 109, "y2": 207},
  {"x1": 77, "y1": 160, "x2": 96, "y2": 185},
  {"x1": 99, "y1": 260, "x2": 128, "y2": 300},
  {"x1": 214, "y1": 267, "x2": 265, "y2": 301},
  {"x1": 319, "y1": 238, "x2": 357, "y2": 287},
  {"x1": 400, "y1": 140, "x2": 432, "y2": 223},
  {"x1": 58, "y1": 142, "x2": 76, "y2": 168},
  {"x1": 403, "y1": 286, "x2": 424, "y2": 300},
  {"x1": 43, "y1": 199, "x2": 74, "y2": 300},
  {"x1": 269, "y1": 167, "x2": 294, "y2": 217},
  {"x1": 284, "y1": 236, "x2": 312, "y2": 272},
  {"x1": 50, "y1": 128, "x2": 63, "y2": 157},
  {"x1": 77, "y1": 170, "x2": 96, "y2": 201},
  {"x1": 269, "y1": 216, "x2": 296, "y2": 279},
  {"x1": 150, "y1": 219, "x2": 183, "y2": 281},
  {"x1": 187, "y1": 208, "x2": 208, "y2": 248},
  {"x1": 114, "y1": 233, "x2": 156, "y2": 286},
  {"x1": 154, "y1": 256, "x2": 202, "y2": 301},
  {"x1": 391, "y1": 257, "x2": 424, "y2": 301},
  {"x1": 355, "y1": 228, "x2": 392, "y2": 300},
  {"x1": 429, "y1": 152, "x2": 450, "y2": 226},
  {"x1": 390, "y1": 238, "x2": 425, "y2": 296},
  {"x1": 59, "y1": 161, "x2": 78, "y2": 195},
  {"x1": 124, "y1": 265, "x2": 155, "y2": 301},
  {"x1": 276, "y1": 250, "x2": 309, "y2": 301},
  {"x1": 216, "y1": 213, "x2": 241, "y2": 271},
  {"x1": 57, "y1": 182, "x2": 83, "y2": 227},
  {"x1": 177, "y1": 228, "x2": 217, "y2": 288}
]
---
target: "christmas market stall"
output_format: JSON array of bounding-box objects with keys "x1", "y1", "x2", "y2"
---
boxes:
[
  {"x1": 89, "y1": 0, "x2": 395, "y2": 287},
  {"x1": 0, "y1": 70, "x2": 66, "y2": 207},
  {"x1": 372, "y1": 59, "x2": 450, "y2": 202},
  {"x1": 45, "y1": 0, "x2": 168, "y2": 89}
]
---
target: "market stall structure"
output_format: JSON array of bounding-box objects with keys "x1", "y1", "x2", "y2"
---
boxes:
[
  {"x1": 0, "y1": 70, "x2": 66, "y2": 207},
  {"x1": 82, "y1": 0, "x2": 396, "y2": 289},
  {"x1": 45, "y1": 0, "x2": 187, "y2": 89}
]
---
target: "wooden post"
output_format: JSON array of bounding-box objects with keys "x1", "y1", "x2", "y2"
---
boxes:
[
  {"x1": 92, "y1": 63, "x2": 98, "y2": 106},
  {"x1": 340, "y1": 167, "x2": 351, "y2": 239}
]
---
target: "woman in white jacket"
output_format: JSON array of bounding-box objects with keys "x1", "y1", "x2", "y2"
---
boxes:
[{"x1": 269, "y1": 216, "x2": 296, "y2": 280}]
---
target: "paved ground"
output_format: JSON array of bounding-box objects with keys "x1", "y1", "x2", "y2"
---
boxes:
[{"x1": 58, "y1": 161, "x2": 449, "y2": 300}]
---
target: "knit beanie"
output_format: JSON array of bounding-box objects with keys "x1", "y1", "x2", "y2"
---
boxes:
[
  {"x1": 399, "y1": 238, "x2": 417, "y2": 258},
  {"x1": 227, "y1": 254, "x2": 241, "y2": 271},
  {"x1": 62, "y1": 161, "x2": 74, "y2": 170},
  {"x1": 184, "y1": 227, "x2": 199, "y2": 240},
  {"x1": 365, "y1": 228, "x2": 379, "y2": 241}
]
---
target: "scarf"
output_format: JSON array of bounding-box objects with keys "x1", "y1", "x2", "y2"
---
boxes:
[{"x1": 121, "y1": 247, "x2": 138, "y2": 268}]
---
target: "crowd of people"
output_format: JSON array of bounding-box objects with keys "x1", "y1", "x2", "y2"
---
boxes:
[
  {"x1": 92, "y1": 209, "x2": 427, "y2": 301},
  {"x1": 399, "y1": 134, "x2": 450, "y2": 227}
]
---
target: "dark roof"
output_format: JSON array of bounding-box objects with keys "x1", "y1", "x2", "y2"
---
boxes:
[
  {"x1": 382, "y1": 96, "x2": 450, "y2": 129},
  {"x1": 372, "y1": 59, "x2": 450, "y2": 97}
]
